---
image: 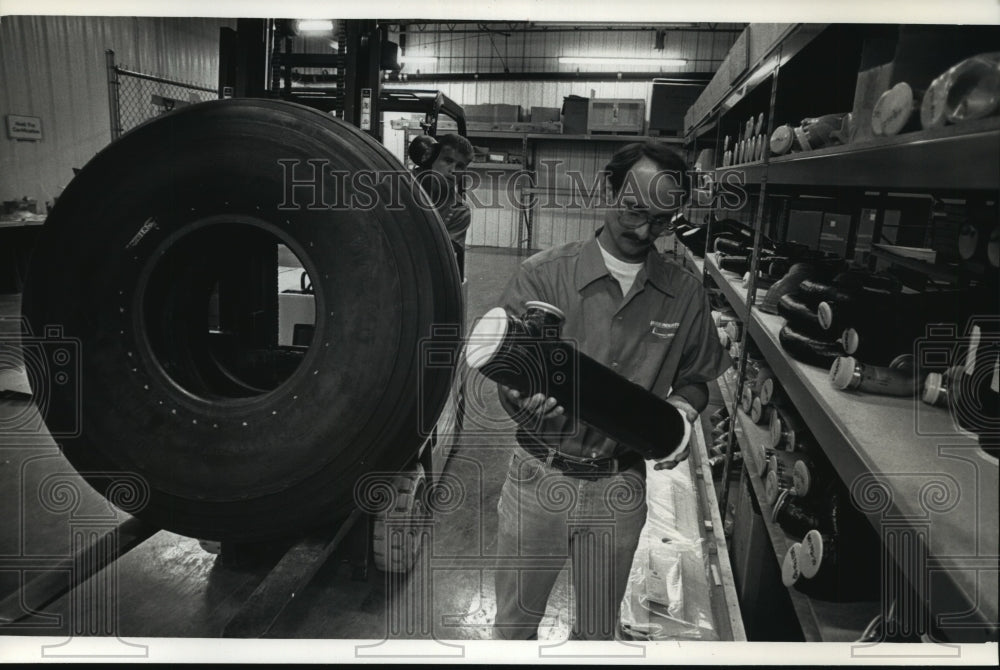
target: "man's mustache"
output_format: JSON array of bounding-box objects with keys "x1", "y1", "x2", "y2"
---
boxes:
[{"x1": 622, "y1": 233, "x2": 651, "y2": 243}]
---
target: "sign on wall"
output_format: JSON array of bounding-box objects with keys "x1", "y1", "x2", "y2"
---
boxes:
[{"x1": 6, "y1": 115, "x2": 43, "y2": 141}]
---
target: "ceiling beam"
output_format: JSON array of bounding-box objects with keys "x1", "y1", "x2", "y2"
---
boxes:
[{"x1": 385, "y1": 71, "x2": 714, "y2": 83}]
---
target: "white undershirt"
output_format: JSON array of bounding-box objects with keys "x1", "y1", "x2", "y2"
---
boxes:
[{"x1": 598, "y1": 241, "x2": 644, "y2": 296}]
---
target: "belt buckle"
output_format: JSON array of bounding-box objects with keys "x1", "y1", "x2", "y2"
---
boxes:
[{"x1": 571, "y1": 455, "x2": 608, "y2": 478}]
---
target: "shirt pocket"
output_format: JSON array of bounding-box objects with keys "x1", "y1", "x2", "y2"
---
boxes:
[{"x1": 638, "y1": 324, "x2": 677, "y2": 381}]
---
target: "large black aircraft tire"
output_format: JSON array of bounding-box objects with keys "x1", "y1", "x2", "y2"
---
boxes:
[{"x1": 20, "y1": 99, "x2": 462, "y2": 541}]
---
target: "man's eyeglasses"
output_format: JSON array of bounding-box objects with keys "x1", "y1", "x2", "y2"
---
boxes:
[{"x1": 617, "y1": 208, "x2": 678, "y2": 233}]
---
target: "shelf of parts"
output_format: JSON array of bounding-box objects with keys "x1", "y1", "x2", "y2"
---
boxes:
[
  {"x1": 707, "y1": 252, "x2": 999, "y2": 641},
  {"x1": 686, "y1": 384, "x2": 747, "y2": 641},
  {"x1": 465, "y1": 130, "x2": 684, "y2": 144},
  {"x1": 717, "y1": 368, "x2": 881, "y2": 642},
  {"x1": 713, "y1": 116, "x2": 1000, "y2": 191},
  {"x1": 705, "y1": 252, "x2": 749, "y2": 321}
]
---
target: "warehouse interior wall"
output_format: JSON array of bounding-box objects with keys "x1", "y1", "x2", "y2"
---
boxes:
[
  {"x1": 381, "y1": 23, "x2": 742, "y2": 251},
  {"x1": 0, "y1": 16, "x2": 234, "y2": 209},
  {"x1": 384, "y1": 23, "x2": 742, "y2": 115}
]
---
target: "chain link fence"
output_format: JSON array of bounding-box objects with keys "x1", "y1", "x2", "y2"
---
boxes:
[{"x1": 105, "y1": 49, "x2": 219, "y2": 141}]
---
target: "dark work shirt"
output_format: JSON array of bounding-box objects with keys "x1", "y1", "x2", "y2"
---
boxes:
[{"x1": 498, "y1": 235, "x2": 731, "y2": 459}]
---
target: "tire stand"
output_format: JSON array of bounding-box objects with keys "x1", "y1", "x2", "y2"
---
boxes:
[
  {"x1": 221, "y1": 508, "x2": 366, "y2": 637},
  {"x1": 0, "y1": 509, "x2": 370, "y2": 638}
]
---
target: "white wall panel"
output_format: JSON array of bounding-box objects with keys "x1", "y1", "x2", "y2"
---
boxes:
[
  {"x1": 1, "y1": 16, "x2": 233, "y2": 207},
  {"x1": 391, "y1": 24, "x2": 741, "y2": 76}
]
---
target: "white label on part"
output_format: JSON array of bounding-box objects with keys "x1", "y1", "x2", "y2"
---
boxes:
[{"x1": 360, "y1": 88, "x2": 372, "y2": 131}]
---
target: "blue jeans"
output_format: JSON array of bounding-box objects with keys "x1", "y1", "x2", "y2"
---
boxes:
[{"x1": 493, "y1": 444, "x2": 647, "y2": 640}]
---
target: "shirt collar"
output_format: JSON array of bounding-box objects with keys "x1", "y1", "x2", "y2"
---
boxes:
[{"x1": 576, "y1": 230, "x2": 676, "y2": 297}]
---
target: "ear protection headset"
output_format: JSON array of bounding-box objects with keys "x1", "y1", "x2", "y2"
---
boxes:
[{"x1": 408, "y1": 134, "x2": 440, "y2": 169}]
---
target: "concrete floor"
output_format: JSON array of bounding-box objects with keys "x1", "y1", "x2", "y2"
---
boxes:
[
  {"x1": 0, "y1": 246, "x2": 729, "y2": 642},
  {"x1": 0, "y1": 247, "x2": 581, "y2": 641}
]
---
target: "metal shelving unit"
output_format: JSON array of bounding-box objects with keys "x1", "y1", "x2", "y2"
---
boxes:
[
  {"x1": 705, "y1": 247, "x2": 999, "y2": 641},
  {"x1": 716, "y1": 367, "x2": 883, "y2": 642},
  {"x1": 684, "y1": 21, "x2": 1000, "y2": 643},
  {"x1": 714, "y1": 117, "x2": 1000, "y2": 191}
]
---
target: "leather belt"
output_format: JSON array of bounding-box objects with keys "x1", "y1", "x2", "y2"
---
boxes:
[{"x1": 518, "y1": 440, "x2": 641, "y2": 480}]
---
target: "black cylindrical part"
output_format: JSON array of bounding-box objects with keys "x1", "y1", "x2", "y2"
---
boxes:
[{"x1": 466, "y1": 305, "x2": 687, "y2": 460}]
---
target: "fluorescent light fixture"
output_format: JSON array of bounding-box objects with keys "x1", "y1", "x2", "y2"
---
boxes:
[
  {"x1": 296, "y1": 20, "x2": 334, "y2": 32},
  {"x1": 399, "y1": 56, "x2": 438, "y2": 64},
  {"x1": 559, "y1": 57, "x2": 687, "y2": 67}
]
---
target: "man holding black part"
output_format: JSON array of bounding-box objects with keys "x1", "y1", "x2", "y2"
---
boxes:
[{"x1": 491, "y1": 141, "x2": 731, "y2": 641}]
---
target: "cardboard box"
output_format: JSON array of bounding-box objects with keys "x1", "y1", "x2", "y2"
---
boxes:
[
  {"x1": 786, "y1": 209, "x2": 823, "y2": 249},
  {"x1": 529, "y1": 106, "x2": 560, "y2": 122},
  {"x1": 587, "y1": 99, "x2": 645, "y2": 134},
  {"x1": 562, "y1": 95, "x2": 589, "y2": 134},
  {"x1": 464, "y1": 103, "x2": 521, "y2": 123}
]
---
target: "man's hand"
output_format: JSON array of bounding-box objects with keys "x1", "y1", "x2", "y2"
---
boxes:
[
  {"x1": 653, "y1": 397, "x2": 698, "y2": 471},
  {"x1": 498, "y1": 384, "x2": 564, "y2": 424}
]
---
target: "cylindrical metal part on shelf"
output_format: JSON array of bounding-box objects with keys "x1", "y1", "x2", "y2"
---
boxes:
[
  {"x1": 750, "y1": 395, "x2": 771, "y2": 424},
  {"x1": 712, "y1": 310, "x2": 736, "y2": 327},
  {"x1": 740, "y1": 384, "x2": 754, "y2": 414},
  {"x1": 466, "y1": 304, "x2": 686, "y2": 460},
  {"x1": 921, "y1": 365, "x2": 965, "y2": 407},
  {"x1": 770, "y1": 124, "x2": 795, "y2": 155},
  {"x1": 793, "y1": 459, "x2": 814, "y2": 497},
  {"x1": 921, "y1": 70, "x2": 951, "y2": 130},
  {"x1": 725, "y1": 319, "x2": 743, "y2": 343},
  {"x1": 768, "y1": 449, "x2": 816, "y2": 498},
  {"x1": 754, "y1": 365, "x2": 775, "y2": 398},
  {"x1": 872, "y1": 82, "x2": 920, "y2": 136},
  {"x1": 717, "y1": 327, "x2": 729, "y2": 347},
  {"x1": 829, "y1": 356, "x2": 921, "y2": 397},
  {"x1": 772, "y1": 488, "x2": 822, "y2": 539},
  {"x1": 799, "y1": 529, "x2": 833, "y2": 580},
  {"x1": 958, "y1": 222, "x2": 981, "y2": 261},
  {"x1": 782, "y1": 542, "x2": 803, "y2": 586},
  {"x1": 715, "y1": 237, "x2": 749, "y2": 256},
  {"x1": 944, "y1": 52, "x2": 1000, "y2": 123},
  {"x1": 760, "y1": 376, "x2": 777, "y2": 406},
  {"x1": 770, "y1": 407, "x2": 806, "y2": 451},
  {"x1": 765, "y1": 469, "x2": 789, "y2": 505},
  {"x1": 718, "y1": 255, "x2": 751, "y2": 275}
]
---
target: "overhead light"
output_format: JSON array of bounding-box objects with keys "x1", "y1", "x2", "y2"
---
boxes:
[
  {"x1": 399, "y1": 56, "x2": 438, "y2": 64},
  {"x1": 559, "y1": 57, "x2": 687, "y2": 67},
  {"x1": 296, "y1": 20, "x2": 334, "y2": 33}
]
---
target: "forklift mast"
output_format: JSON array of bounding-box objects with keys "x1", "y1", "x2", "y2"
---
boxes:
[{"x1": 218, "y1": 18, "x2": 466, "y2": 141}]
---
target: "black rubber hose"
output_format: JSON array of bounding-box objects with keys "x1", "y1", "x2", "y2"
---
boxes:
[
  {"x1": 779, "y1": 324, "x2": 843, "y2": 368},
  {"x1": 777, "y1": 293, "x2": 829, "y2": 336}
]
